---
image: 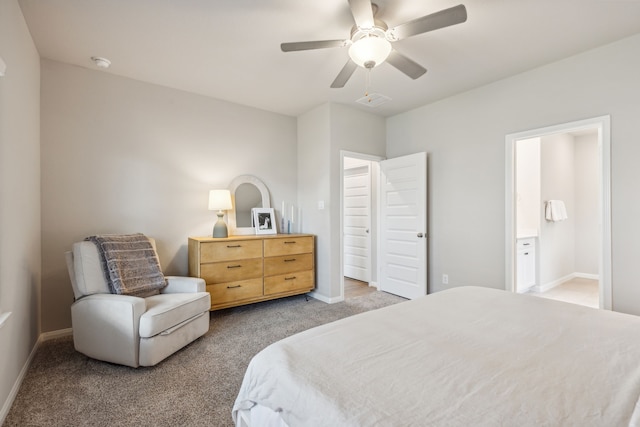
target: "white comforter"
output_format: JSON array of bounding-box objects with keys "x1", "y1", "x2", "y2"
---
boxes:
[{"x1": 233, "y1": 287, "x2": 640, "y2": 426}]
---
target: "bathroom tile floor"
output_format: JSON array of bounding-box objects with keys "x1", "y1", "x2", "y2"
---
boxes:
[{"x1": 527, "y1": 277, "x2": 599, "y2": 308}]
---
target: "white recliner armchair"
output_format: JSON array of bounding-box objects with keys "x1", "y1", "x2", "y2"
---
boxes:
[{"x1": 65, "y1": 238, "x2": 211, "y2": 367}]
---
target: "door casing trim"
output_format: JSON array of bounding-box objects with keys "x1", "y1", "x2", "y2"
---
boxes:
[
  {"x1": 504, "y1": 115, "x2": 611, "y2": 309},
  {"x1": 340, "y1": 150, "x2": 384, "y2": 301}
]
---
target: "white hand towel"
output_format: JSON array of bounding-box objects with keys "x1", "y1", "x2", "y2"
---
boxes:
[{"x1": 545, "y1": 200, "x2": 568, "y2": 222}]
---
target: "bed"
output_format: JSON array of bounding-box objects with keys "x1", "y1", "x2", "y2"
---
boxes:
[{"x1": 232, "y1": 286, "x2": 640, "y2": 426}]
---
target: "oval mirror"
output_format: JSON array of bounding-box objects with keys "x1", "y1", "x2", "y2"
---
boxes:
[{"x1": 228, "y1": 175, "x2": 271, "y2": 235}]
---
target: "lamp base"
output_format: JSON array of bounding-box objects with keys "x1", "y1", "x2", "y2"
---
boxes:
[{"x1": 212, "y1": 212, "x2": 228, "y2": 238}]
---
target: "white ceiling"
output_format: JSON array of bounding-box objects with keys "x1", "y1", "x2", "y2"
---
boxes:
[{"x1": 18, "y1": 0, "x2": 640, "y2": 117}]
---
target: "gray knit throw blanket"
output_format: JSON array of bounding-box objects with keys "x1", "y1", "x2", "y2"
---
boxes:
[{"x1": 85, "y1": 233, "x2": 166, "y2": 297}]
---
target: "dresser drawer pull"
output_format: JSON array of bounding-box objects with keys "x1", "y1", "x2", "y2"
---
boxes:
[
  {"x1": 284, "y1": 258, "x2": 296, "y2": 262},
  {"x1": 285, "y1": 276, "x2": 297, "y2": 280},
  {"x1": 226, "y1": 244, "x2": 242, "y2": 248},
  {"x1": 227, "y1": 265, "x2": 242, "y2": 269},
  {"x1": 523, "y1": 243, "x2": 530, "y2": 246},
  {"x1": 227, "y1": 285, "x2": 242, "y2": 289},
  {"x1": 284, "y1": 241, "x2": 296, "y2": 244}
]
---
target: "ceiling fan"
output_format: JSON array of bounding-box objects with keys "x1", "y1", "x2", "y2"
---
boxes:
[{"x1": 281, "y1": 0, "x2": 467, "y2": 88}]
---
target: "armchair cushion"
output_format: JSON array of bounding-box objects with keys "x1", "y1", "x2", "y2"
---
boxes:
[
  {"x1": 139, "y1": 292, "x2": 210, "y2": 338},
  {"x1": 71, "y1": 241, "x2": 111, "y2": 299}
]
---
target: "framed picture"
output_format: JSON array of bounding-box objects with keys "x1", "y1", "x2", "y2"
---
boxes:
[{"x1": 253, "y1": 208, "x2": 277, "y2": 235}]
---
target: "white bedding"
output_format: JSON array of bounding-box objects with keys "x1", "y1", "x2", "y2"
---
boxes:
[{"x1": 233, "y1": 287, "x2": 640, "y2": 426}]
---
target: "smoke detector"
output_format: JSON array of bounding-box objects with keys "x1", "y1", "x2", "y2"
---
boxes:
[{"x1": 91, "y1": 56, "x2": 111, "y2": 69}]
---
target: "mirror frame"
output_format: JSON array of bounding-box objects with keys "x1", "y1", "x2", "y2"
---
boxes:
[{"x1": 228, "y1": 175, "x2": 271, "y2": 235}]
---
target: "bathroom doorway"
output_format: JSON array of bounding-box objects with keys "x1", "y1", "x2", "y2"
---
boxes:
[{"x1": 505, "y1": 116, "x2": 611, "y2": 309}]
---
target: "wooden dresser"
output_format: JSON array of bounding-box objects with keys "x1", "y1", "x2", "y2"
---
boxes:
[{"x1": 188, "y1": 234, "x2": 315, "y2": 310}]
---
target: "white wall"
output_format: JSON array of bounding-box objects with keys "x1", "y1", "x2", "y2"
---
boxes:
[
  {"x1": 297, "y1": 104, "x2": 332, "y2": 298},
  {"x1": 328, "y1": 104, "x2": 386, "y2": 297},
  {"x1": 387, "y1": 33, "x2": 640, "y2": 314},
  {"x1": 516, "y1": 137, "x2": 540, "y2": 235},
  {"x1": 40, "y1": 59, "x2": 298, "y2": 331},
  {"x1": 0, "y1": 0, "x2": 41, "y2": 419},
  {"x1": 574, "y1": 133, "x2": 599, "y2": 275},
  {"x1": 539, "y1": 134, "x2": 575, "y2": 285},
  {"x1": 298, "y1": 103, "x2": 385, "y2": 301}
]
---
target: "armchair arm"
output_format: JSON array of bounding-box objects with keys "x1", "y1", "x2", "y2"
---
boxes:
[
  {"x1": 71, "y1": 294, "x2": 146, "y2": 368},
  {"x1": 162, "y1": 276, "x2": 206, "y2": 293}
]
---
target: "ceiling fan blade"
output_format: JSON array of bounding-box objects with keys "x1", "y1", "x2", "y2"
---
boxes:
[
  {"x1": 348, "y1": 0, "x2": 374, "y2": 29},
  {"x1": 331, "y1": 60, "x2": 358, "y2": 88},
  {"x1": 386, "y1": 50, "x2": 427, "y2": 79},
  {"x1": 387, "y1": 4, "x2": 467, "y2": 41},
  {"x1": 281, "y1": 40, "x2": 348, "y2": 52}
]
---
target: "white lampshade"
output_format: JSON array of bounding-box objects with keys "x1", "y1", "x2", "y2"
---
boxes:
[
  {"x1": 348, "y1": 35, "x2": 391, "y2": 68},
  {"x1": 208, "y1": 189, "x2": 232, "y2": 211}
]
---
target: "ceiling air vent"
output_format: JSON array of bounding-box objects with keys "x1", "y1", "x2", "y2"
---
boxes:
[{"x1": 356, "y1": 93, "x2": 391, "y2": 108}]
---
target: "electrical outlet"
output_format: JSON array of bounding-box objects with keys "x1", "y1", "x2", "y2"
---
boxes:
[{"x1": 442, "y1": 274, "x2": 449, "y2": 285}]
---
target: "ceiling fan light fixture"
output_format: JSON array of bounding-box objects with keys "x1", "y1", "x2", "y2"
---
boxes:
[
  {"x1": 281, "y1": 1, "x2": 467, "y2": 87},
  {"x1": 348, "y1": 33, "x2": 391, "y2": 68}
]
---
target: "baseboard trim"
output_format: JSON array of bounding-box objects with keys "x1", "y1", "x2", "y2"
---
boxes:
[
  {"x1": 0, "y1": 336, "x2": 40, "y2": 425},
  {"x1": 0, "y1": 327, "x2": 73, "y2": 424},
  {"x1": 41, "y1": 328, "x2": 73, "y2": 341},
  {"x1": 311, "y1": 282, "x2": 380, "y2": 303},
  {"x1": 534, "y1": 272, "x2": 600, "y2": 293},
  {"x1": 307, "y1": 291, "x2": 342, "y2": 304},
  {"x1": 574, "y1": 272, "x2": 599, "y2": 281}
]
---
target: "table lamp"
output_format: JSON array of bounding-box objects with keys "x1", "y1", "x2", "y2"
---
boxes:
[{"x1": 208, "y1": 189, "x2": 233, "y2": 238}]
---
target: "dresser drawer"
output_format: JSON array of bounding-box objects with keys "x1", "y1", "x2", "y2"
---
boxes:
[
  {"x1": 264, "y1": 270, "x2": 314, "y2": 296},
  {"x1": 200, "y1": 258, "x2": 263, "y2": 284},
  {"x1": 207, "y1": 278, "x2": 263, "y2": 305},
  {"x1": 200, "y1": 240, "x2": 262, "y2": 263},
  {"x1": 264, "y1": 236, "x2": 314, "y2": 257},
  {"x1": 189, "y1": 234, "x2": 315, "y2": 310},
  {"x1": 264, "y1": 253, "x2": 313, "y2": 277}
]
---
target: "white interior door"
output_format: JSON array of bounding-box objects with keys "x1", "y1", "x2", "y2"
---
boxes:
[
  {"x1": 344, "y1": 164, "x2": 371, "y2": 282},
  {"x1": 379, "y1": 152, "x2": 427, "y2": 299}
]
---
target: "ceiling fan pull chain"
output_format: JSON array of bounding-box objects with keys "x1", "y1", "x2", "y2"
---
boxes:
[{"x1": 365, "y1": 67, "x2": 371, "y2": 101}]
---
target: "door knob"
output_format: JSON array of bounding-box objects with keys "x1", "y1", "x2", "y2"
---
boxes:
[
  {"x1": 417, "y1": 233, "x2": 424, "y2": 238},
  {"x1": 365, "y1": 229, "x2": 369, "y2": 234}
]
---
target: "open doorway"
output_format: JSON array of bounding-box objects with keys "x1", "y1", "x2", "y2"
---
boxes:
[
  {"x1": 340, "y1": 150, "x2": 428, "y2": 301},
  {"x1": 505, "y1": 116, "x2": 611, "y2": 309},
  {"x1": 340, "y1": 151, "x2": 382, "y2": 300}
]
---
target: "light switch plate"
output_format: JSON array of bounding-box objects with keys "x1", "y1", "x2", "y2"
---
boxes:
[{"x1": 0, "y1": 56, "x2": 6, "y2": 77}]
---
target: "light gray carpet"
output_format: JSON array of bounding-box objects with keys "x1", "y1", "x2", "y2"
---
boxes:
[{"x1": 4, "y1": 291, "x2": 405, "y2": 427}]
